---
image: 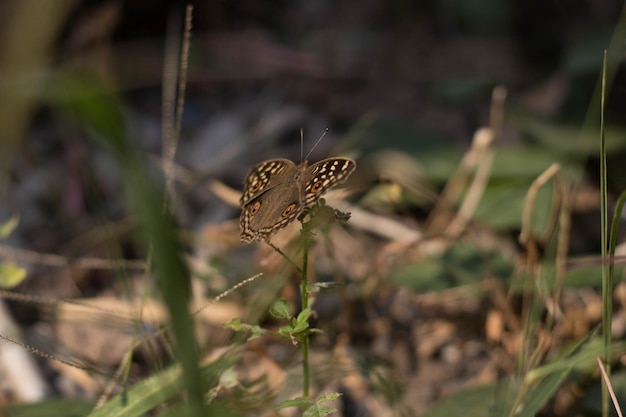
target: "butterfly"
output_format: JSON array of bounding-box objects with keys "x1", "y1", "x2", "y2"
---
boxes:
[{"x1": 239, "y1": 157, "x2": 356, "y2": 242}]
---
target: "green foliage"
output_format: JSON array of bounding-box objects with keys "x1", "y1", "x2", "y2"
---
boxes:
[
  {"x1": 275, "y1": 392, "x2": 342, "y2": 417},
  {"x1": 0, "y1": 262, "x2": 27, "y2": 289},
  {"x1": 47, "y1": 72, "x2": 206, "y2": 416},
  {"x1": 224, "y1": 318, "x2": 269, "y2": 341},
  {"x1": 508, "y1": 262, "x2": 624, "y2": 291},
  {"x1": 0, "y1": 214, "x2": 27, "y2": 288},
  {"x1": 390, "y1": 243, "x2": 514, "y2": 292},
  {"x1": 421, "y1": 384, "x2": 498, "y2": 417},
  {"x1": 513, "y1": 328, "x2": 604, "y2": 417},
  {"x1": 0, "y1": 213, "x2": 19, "y2": 239},
  {"x1": 5, "y1": 399, "x2": 94, "y2": 417},
  {"x1": 87, "y1": 354, "x2": 238, "y2": 417},
  {"x1": 423, "y1": 329, "x2": 626, "y2": 417},
  {"x1": 269, "y1": 298, "x2": 291, "y2": 319}
]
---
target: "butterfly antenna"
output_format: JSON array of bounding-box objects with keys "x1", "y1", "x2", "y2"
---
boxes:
[{"x1": 304, "y1": 127, "x2": 329, "y2": 161}]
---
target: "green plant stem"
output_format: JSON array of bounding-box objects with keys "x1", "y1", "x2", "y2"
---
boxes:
[{"x1": 301, "y1": 233, "x2": 311, "y2": 403}]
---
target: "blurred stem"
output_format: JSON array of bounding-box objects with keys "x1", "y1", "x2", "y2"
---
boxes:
[{"x1": 600, "y1": 50, "x2": 609, "y2": 417}]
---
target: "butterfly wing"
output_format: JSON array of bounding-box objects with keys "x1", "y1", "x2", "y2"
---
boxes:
[
  {"x1": 240, "y1": 159, "x2": 296, "y2": 206},
  {"x1": 303, "y1": 158, "x2": 356, "y2": 206},
  {"x1": 240, "y1": 158, "x2": 301, "y2": 242}
]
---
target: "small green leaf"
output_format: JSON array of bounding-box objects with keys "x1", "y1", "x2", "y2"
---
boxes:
[
  {"x1": 218, "y1": 367, "x2": 239, "y2": 389},
  {"x1": 269, "y1": 298, "x2": 291, "y2": 319},
  {"x1": 303, "y1": 405, "x2": 335, "y2": 417},
  {"x1": 302, "y1": 393, "x2": 342, "y2": 417},
  {"x1": 278, "y1": 324, "x2": 292, "y2": 335},
  {"x1": 296, "y1": 307, "x2": 313, "y2": 323},
  {"x1": 317, "y1": 392, "x2": 342, "y2": 402},
  {"x1": 0, "y1": 213, "x2": 19, "y2": 239},
  {"x1": 223, "y1": 318, "x2": 268, "y2": 340},
  {"x1": 224, "y1": 318, "x2": 243, "y2": 331},
  {"x1": 291, "y1": 321, "x2": 309, "y2": 334},
  {"x1": 0, "y1": 262, "x2": 27, "y2": 288},
  {"x1": 275, "y1": 397, "x2": 313, "y2": 409}
]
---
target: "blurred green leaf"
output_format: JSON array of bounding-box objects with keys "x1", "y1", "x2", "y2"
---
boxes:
[
  {"x1": 421, "y1": 383, "x2": 499, "y2": 417},
  {"x1": 49, "y1": 71, "x2": 205, "y2": 416},
  {"x1": 6, "y1": 399, "x2": 93, "y2": 417},
  {"x1": 422, "y1": 330, "x2": 613, "y2": 417},
  {"x1": 275, "y1": 393, "x2": 340, "y2": 417},
  {"x1": 509, "y1": 111, "x2": 626, "y2": 157},
  {"x1": 276, "y1": 397, "x2": 312, "y2": 409},
  {"x1": 490, "y1": 146, "x2": 583, "y2": 181},
  {"x1": 510, "y1": 262, "x2": 623, "y2": 291},
  {"x1": 475, "y1": 181, "x2": 553, "y2": 231},
  {"x1": 46, "y1": 73, "x2": 126, "y2": 150},
  {"x1": 0, "y1": 262, "x2": 27, "y2": 288},
  {"x1": 88, "y1": 354, "x2": 237, "y2": 417},
  {"x1": 429, "y1": 78, "x2": 493, "y2": 103},
  {"x1": 303, "y1": 404, "x2": 336, "y2": 417},
  {"x1": 365, "y1": 121, "x2": 457, "y2": 157},
  {"x1": 390, "y1": 243, "x2": 513, "y2": 292},
  {"x1": 515, "y1": 328, "x2": 604, "y2": 417},
  {"x1": 0, "y1": 213, "x2": 19, "y2": 239}
]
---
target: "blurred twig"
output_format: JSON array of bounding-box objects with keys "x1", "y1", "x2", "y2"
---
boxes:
[{"x1": 0, "y1": 244, "x2": 146, "y2": 270}]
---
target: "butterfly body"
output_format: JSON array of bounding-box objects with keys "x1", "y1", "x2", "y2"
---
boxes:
[{"x1": 240, "y1": 157, "x2": 356, "y2": 243}]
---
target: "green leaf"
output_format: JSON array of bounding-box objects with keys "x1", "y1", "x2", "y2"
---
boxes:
[
  {"x1": 421, "y1": 384, "x2": 500, "y2": 417},
  {"x1": 296, "y1": 307, "x2": 313, "y2": 323},
  {"x1": 275, "y1": 397, "x2": 313, "y2": 409},
  {"x1": 509, "y1": 111, "x2": 626, "y2": 157},
  {"x1": 316, "y1": 392, "x2": 342, "y2": 403},
  {"x1": 0, "y1": 213, "x2": 19, "y2": 239},
  {"x1": 275, "y1": 394, "x2": 341, "y2": 417},
  {"x1": 0, "y1": 262, "x2": 27, "y2": 288},
  {"x1": 6, "y1": 398, "x2": 94, "y2": 417},
  {"x1": 269, "y1": 298, "x2": 291, "y2": 319},
  {"x1": 278, "y1": 324, "x2": 295, "y2": 336},
  {"x1": 223, "y1": 318, "x2": 268, "y2": 340},
  {"x1": 475, "y1": 181, "x2": 553, "y2": 231},
  {"x1": 87, "y1": 354, "x2": 237, "y2": 417},
  {"x1": 224, "y1": 318, "x2": 243, "y2": 331},
  {"x1": 303, "y1": 392, "x2": 342, "y2": 417},
  {"x1": 390, "y1": 243, "x2": 513, "y2": 292},
  {"x1": 514, "y1": 328, "x2": 604, "y2": 417},
  {"x1": 303, "y1": 405, "x2": 336, "y2": 417},
  {"x1": 291, "y1": 320, "x2": 309, "y2": 334}
]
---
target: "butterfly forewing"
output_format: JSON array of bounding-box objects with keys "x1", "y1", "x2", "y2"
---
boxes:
[
  {"x1": 240, "y1": 159, "x2": 295, "y2": 205},
  {"x1": 303, "y1": 158, "x2": 356, "y2": 205}
]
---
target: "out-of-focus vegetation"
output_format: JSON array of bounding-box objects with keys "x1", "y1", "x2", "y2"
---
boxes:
[{"x1": 1, "y1": 1, "x2": 626, "y2": 416}]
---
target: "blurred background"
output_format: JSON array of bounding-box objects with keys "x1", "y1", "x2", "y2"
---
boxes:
[{"x1": 0, "y1": 1, "x2": 626, "y2": 416}]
